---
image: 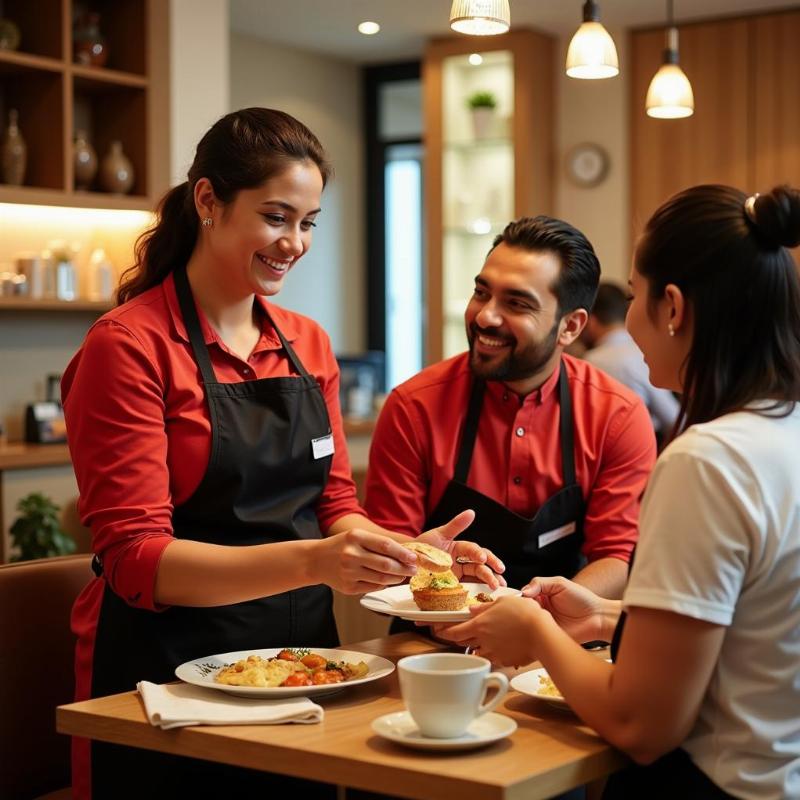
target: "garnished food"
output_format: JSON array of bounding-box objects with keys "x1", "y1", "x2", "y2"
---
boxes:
[
  {"x1": 215, "y1": 649, "x2": 369, "y2": 688},
  {"x1": 473, "y1": 592, "x2": 494, "y2": 604},
  {"x1": 410, "y1": 567, "x2": 469, "y2": 611},
  {"x1": 401, "y1": 541, "x2": 453, "y2": 573}
]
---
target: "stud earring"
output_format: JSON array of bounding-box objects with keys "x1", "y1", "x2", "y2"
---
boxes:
[
  {"x1": 201, "y1": 217, "x2": 213, "y2": 228},
  {"x1": 668, "y1": 323, "x2": 675, "y2": 337}
]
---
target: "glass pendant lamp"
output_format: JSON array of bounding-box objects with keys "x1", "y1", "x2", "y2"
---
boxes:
[
  {"x1": 646, "y1": 0, "x2": 694, "y2": 118},
  {"x1": 566, "y1": 1, "x2": 619, "y2": 79},
  {"x1": 449, "y1": 0, "x2": 510, "y2": 36}
]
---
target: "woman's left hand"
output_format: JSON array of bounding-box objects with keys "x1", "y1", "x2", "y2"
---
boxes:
[
  {"x1": 417, "y1": 510, "x2": 506, "y2": 589},
  {"x1": 430, "y1": 595, "x2": 550, "y2": 667}
]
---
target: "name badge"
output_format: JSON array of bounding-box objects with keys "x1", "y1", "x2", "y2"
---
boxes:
[
  {"x1": 311, "y1": 433, "x2": 335, "y2": 460},
  {"x1": 538, "y1": 521, "x2": 577, "y2": 549}
]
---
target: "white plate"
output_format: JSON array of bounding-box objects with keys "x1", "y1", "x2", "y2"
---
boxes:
[
  {"x1": 175, "y1": 648, "x2": 395, "y2": 699},
  {"x1": 360, "y1": 583, "x2": 521, "y2": 622},
  {"x1": 371, "y1": 710, "x2": 517, "y2": 751},
  {"x1": 511, "y1": 667, "x2": 568, "y2": 707}
]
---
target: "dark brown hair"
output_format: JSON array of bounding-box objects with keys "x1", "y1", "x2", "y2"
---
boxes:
[
  {"x1": 635, "y1": 184, "x2": 800, "y2": 434},
  {"x1": 491, "y1": 215, "x2": 601, "y2": 316},
  {"x1": 117, "y1": 108, "x2": 332, "y2": 304}
]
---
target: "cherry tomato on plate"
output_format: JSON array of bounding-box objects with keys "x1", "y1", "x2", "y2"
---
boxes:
[
  {"x1": 282, "y1": 672, "x2": 313, "y2": 687},
  {"x1": 312, "y1": 669, "x2": 345, "y2": 685},
  {"x1": 300, "y1": 653, "x2": 327, "y2": 670},
  {"x1": 277, "y1": 649, "x2": 298, "y2": 661}
]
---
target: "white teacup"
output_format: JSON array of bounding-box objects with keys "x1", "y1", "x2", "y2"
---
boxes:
[{"x1": 397, "y1": 653, "x2": 509, "y2": 738}]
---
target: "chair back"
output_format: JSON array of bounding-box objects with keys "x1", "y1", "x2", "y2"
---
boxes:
[{"x1": 0, "y1": 554, "x2": 92, "y2": 799}]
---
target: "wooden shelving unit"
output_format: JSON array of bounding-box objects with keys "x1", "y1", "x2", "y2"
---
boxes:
[
  {"x1": 0, "y1": 297, "x2": 112, "y2": 312},
  {"x1": 0, "y1": 0, "x2": 169, "y2": 210}
]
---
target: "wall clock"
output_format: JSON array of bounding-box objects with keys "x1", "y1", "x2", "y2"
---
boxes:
[{"x1": 566, "y1": 143, "x2": 610, "y2": 187}]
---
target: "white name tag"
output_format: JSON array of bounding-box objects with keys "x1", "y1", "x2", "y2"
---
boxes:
[
  {"x1": 311, "y1": 433, "x2": 335, "y2": 460},
  {"x1": 538, "y1": 521, "x2": 577, "y2": 549}
]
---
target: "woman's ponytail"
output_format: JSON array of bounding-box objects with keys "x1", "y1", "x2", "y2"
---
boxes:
[{"x1": 116, "y1": 182, "x2": 197, "y2": 305}]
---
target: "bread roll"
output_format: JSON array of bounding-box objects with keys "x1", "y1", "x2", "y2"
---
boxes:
[{"x1": 401, "y1": 541, "x2": 453, "y2": 572}]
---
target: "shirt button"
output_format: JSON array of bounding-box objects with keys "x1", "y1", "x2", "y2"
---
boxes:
[
  {"x1": 242, "y1": 367, "x2": 251, "y2": 376},
  {"x1": 513, "y1": 476, "x2": 522, "y2": 485},
  {"x1": 515, "y1": 426, "x2": 525, "y2": 437},
  {"x1": 503, "y1": 392, "x2": 509, "y2": 402}
]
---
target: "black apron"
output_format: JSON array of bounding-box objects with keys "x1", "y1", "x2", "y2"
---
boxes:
[
  {"x1": 87, "y1": 268, "x2": 337, "y2": 798},
  {"x1": 603, "y1": 552, "x2": 736, "y2": 800},
  {"x1": 429, "y1": 362, "x2": 585, "y2": 588},
  {"x1": 390, "y1": 363, "x2": 585, "y2": 635}
]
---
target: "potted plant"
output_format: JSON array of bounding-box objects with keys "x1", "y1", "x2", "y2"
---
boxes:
[
  {"x1": 466, "y1": 90, "x2": 497, "y2": 139},
  {"x1": 9, "y1": 492, "x2": 76, "y2": 561}
]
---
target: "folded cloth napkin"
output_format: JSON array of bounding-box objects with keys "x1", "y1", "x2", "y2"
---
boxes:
[{"x1": 137, "y1": 681, "x2": 324, "y2": 730}]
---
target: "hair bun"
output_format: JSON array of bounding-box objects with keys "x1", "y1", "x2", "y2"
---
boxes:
[{"x1": 751, "y1": 186, "x2": 800, "y2": 249}]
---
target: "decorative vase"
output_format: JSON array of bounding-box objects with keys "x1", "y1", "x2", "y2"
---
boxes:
[
  {"x1": 100, "y1": 141, "x2": 134, "y2": 194},
  {"x1": 74, "y1": 12, "x2": 108, "y2": 67},
  {"x1": 0, "y1": 17, "x2": 21, "y2": 51},
  {"x1": 2, "y1": 109, "x2": 27, "y2": 186},
  {"x1": 73, "y1": 130, "x2": 98, "y2": 190},
  {"x1": 470, "y1": 107, "x2": 495, "y2": 140}
]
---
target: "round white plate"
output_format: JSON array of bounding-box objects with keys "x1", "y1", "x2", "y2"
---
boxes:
[
  {"x1": 175, "y1": 647, "x2": 395, "y2": 699},
  {"x1": 510, "y1": 667, "x2": 568, "y2": 707},
  {"x1": 360, "y1": 583, "x2": 520, "y2": 622},
  {"x1": 371, "y1": 710, "x2": 517, "y2": 751}
]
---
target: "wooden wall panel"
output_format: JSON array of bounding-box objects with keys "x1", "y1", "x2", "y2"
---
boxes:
[
  {"x1": 752, "y1": 11, "x2": 800, "y2": 191},
  {"x1": 630, "y1": 19, "x2": 751, "y2": 241}
]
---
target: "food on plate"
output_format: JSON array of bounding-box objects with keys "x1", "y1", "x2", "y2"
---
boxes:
[
  {"x1": 473, "y1": 592, "x2": 494, "y2": 604},
  {"x1": 215, "y1": 649, "x2": 369, "y2": 688},
  {"x1": 410, "y1": 568, "x2": 469, "y2": 611},
  {"x1": 401, "y1": 540, "x2": 453, "y2": 572},
  {"x1": 537, "y1": 673, "x2": 562, "y2": 698}
]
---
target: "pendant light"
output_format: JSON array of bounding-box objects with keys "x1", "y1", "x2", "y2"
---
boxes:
[
  {"x1": 646, "y1": 0, "x2": 694, "y2": 118},
  {"x1": 565, "y1": 1, "x2": 619, "y2": 79},
  {"x1": 449, "y1": 0, "x2": 510, "y2": 36}
]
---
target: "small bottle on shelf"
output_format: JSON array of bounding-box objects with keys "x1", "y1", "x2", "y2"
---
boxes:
[{"x1": 2, "y1": 109, "x2": 27, "y2": 186}]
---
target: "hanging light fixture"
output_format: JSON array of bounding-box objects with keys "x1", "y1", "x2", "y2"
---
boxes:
[
  {"x1": 646, "y1": 0, "x2": 694, "y2": 118},
  {"x1": 565, "y1": 1, "x2": 619, "y2": 79},
  {"x1": 449, "y1": 0, "x2": 510, "y2": 36}
]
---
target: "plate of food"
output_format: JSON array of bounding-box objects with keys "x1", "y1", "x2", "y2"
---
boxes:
[
  {"x1": 360, "y1": 541, "x2": 519, "y2": 622},
  {"x1": 510, "y1": 667, "x2": 568, "y2": 708},
  {"x1": 175, "y1": 647, "x2": 395, "y2": 699}
]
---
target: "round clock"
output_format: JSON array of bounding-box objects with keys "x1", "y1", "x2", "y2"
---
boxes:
[{"x1": 566, "y1": 143, "x2": 610, "y2": 188}]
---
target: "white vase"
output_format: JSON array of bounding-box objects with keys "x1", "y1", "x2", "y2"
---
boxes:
[{"x1": 470, "y1": 107, "x2": 494, "y2": 140}]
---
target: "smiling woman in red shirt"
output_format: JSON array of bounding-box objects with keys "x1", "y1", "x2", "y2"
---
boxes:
[{"x1": 62, "y1": 108, "x2": 502, "y2": 800}]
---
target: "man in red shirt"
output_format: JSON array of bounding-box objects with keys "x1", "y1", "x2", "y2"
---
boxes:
[{"x1": 365, "y1": 216, "x2": 656, "y2": 597}]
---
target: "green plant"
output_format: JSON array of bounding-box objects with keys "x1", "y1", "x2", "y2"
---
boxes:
[
  {"x1": 10, "y1": 492, "x2": 76, "y2": 562},
  {"x1": 466, "y1": 90, "x2": 497, "y2": 110}
]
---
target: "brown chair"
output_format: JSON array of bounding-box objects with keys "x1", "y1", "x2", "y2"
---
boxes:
[{"x1": 0, "y1": 554, "x2": 93, "y2": 799}]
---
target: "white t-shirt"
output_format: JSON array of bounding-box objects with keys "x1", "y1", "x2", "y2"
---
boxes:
[{"x1": 623, "y1": 402, "x2": 800, "y2": 800}]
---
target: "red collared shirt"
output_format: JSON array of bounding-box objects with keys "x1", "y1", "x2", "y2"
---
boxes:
[
  {"x1": 62, "y1": 272, "x2": 363, "y2": 611},
  {"x1": 364, "y1": 353, "x2": 655, "y2": 563}
]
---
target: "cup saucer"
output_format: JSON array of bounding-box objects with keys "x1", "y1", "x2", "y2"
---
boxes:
[{"x1": 371, "y1": 710, "x2": 517, "y2": 751}]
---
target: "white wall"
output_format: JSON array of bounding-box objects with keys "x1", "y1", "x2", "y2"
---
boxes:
[
  {"x1": 554, "y1": 28, "x2": 629, "y2": 286},
  {"x1": 170, "y1": 0, "x2": 231, "y2": 185},
  {"x1": 229, "y1": 32, "x2": 364, "y2": 354}
]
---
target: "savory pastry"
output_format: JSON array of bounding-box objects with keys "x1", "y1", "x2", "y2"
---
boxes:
[
  {"x1": 401, "y1": 541, "x2": 453, "y2": 573},
  {"x1": 410, "y1": 568, "x2": 469, "y2": 611}
]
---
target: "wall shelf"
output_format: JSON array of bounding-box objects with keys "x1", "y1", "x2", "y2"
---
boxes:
[{"x1": 0, "y1": 298, "x2": 112, "y2": 312}]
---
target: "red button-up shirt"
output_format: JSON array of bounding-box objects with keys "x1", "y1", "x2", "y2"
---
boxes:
[
  {"x1": 364, "y1": 353, "x2": 655, "y2": 563},
  {"x1": 62, "y1": 272, "x2": 363, "y2": 612}
]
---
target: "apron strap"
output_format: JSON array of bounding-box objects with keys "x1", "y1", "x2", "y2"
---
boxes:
[
  {"x1": 174, "y1": 266, "x2": 217, "y2": 385},
  {"x1": 558, "y1": 361, "x2": 577, "y2": 486},
  {"x1": 454, "y1": 378, "x2": 487, "y2": 484},
  {"x1": 173, "y1": 267, "x2": 312, "y2": 383}
]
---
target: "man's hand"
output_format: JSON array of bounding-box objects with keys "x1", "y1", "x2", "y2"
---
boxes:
[{"x1": 417, "y1": 510, "x2": 506, "y2": 589}]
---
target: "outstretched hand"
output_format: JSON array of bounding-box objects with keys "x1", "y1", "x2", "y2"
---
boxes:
[
  {"x1": 417, "y1": 510, "x2": 506, "y2": 589},
  {"x1": 522, "y1": 576, "x2": 608, "y2": 644}
]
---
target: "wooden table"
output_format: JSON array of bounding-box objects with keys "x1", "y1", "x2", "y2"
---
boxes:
[{"x1": 57, "y1": 633, "x2": 626, "y2": 800}]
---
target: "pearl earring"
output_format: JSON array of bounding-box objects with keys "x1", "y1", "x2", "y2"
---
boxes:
[
  {"x1": 668, "y1": 323, "x2": 675, "y2": 337},
  {"x1": 201, "y1": 217, "x2": 213, "y2": 228}
]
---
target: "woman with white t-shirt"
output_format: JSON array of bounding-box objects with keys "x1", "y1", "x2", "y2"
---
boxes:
[{"x1": 440, "y1": 184, "x2": 800, "y2": 799}]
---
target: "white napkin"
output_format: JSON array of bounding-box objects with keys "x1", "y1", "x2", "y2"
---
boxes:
[{"x1": 137, "y1": 681, "x2": 324, "y2": 730}]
